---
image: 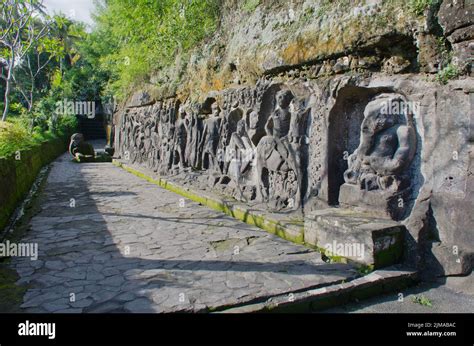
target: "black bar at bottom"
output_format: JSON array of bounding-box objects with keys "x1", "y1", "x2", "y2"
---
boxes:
[{"x1": 0, "y1": 313, "x2": 471, "y2": 345}]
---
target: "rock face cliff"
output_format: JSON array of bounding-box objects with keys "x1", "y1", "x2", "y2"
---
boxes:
[{"x1": 113, "y1": 0, "x2": 473, "y2": 278}]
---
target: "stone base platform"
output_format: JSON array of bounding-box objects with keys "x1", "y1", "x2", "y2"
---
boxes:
[
  {"x1": 339, "y1": 183, "x2": 412, "y2": 221},
  {"x1": 304, "y1": 208, "x2": 405, "y2": 268}
]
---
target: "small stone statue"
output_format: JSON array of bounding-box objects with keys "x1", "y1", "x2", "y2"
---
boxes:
[{"x1": 69, "y1": 133, "x2": 95, "y2": 162}]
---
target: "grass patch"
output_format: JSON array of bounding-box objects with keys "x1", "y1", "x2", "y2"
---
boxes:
[
  {"x1": 408, "y1": 0, "x2": 440, "y2": 15},
  {"x1": 357, "y1": 265, "x2": 374, "y2": 276},
  {"x1": 242, "y1": 0, "x2": 260, "y2": 12},
  {"x1": 412, "y1": 294, "x2": 433, "y2": 307}
]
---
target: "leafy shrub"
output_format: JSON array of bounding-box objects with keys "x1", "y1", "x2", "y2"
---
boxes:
[
  {"x1": 0, "y1": 112, "x2": 77, "y2": 158},
  {"x1": 56, "y1": 114, "x2": 78, "y2": 137},
  {"x1": 436, "y1": 63, "x2": 460, "y2": 84},
  {"x1": 0, "y1": 120, "x2": 36, "y2": 158}
]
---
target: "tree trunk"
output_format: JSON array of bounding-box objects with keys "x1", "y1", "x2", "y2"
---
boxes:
[
  {"x1": 2, "y1": 74, "x2": 12, "y2": 121},
  {"x1": 1, "y1": 55, "x2": 14, "y2": 122},
  {"x1": 28, "y1": 79, "x2": 34, "y2": 111}
]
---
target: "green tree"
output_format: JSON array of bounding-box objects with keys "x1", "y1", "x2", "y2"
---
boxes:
[
  {"x1": 13, "y1": 26, "x2": 63, "y2": 111},
  {"x1": 0, "y1": 0, "x2": 51, "y2": 121}
]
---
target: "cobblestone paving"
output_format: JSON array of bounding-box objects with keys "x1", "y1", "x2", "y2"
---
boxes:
[{"x1": 11, "y1": 154, "x2": 358, "y2": 313}]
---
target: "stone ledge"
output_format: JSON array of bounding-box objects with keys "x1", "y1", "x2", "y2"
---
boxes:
[{"x1": 219, "y1": 267, "x2": 418, "y2": 313}]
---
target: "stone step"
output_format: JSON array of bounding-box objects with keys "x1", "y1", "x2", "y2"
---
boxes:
[
  {"x1": 218, "y1": 267, "x2": 417, "y2": 313},
  {"x1": 304, "y1": 208, "x2": 405, "y2": 268}
]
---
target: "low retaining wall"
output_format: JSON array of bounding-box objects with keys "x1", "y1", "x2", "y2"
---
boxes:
[{"x1": 0, "y1": 138, "x2": 69, "y2": 231}]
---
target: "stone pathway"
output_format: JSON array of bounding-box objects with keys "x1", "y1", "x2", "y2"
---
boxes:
[{"x1": 10, "y1": 153, "x2": 358, "y2": 313}]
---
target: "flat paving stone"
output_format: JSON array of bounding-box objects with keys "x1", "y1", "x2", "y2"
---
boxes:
[{"x1": 9, "y1": 153, "x2": 359, "y2": 313}]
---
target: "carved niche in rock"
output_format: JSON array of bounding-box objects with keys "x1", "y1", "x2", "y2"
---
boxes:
[{"x1": 339, "y1": 93, "x2": 417, "y2": 220}]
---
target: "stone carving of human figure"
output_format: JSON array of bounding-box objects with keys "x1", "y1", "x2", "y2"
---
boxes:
[
  {"x1": 143, "y1": 118, "x2": 154, "y2": 168},
  {"x1": 199, "y1": 102, "x2": 222, "y2": 173},
  {"x1": 288, "y1": 97, "x2": 310, "y2": 146},
  {"x1": 343, "y1": 94, "x2": 417, "y2": 192},
  {"x1": 221, "y1": 100, "x2": 241, "y2": 146},
  {"x1": 220, "y1": 100, "x2": 243, "y2": 174},
  {"x1": 173, "y1": 105, "x2": 189, "y2": 170},
  {"x1": 150, "y1": 103, "x2": 162, "y2": 171},
  {"x1": 247, "y1": 110, "x2": 263, "y2": 146},
  {"x1": 185, "y1": 106, "x2": 200, "y2": 169},
  {"x1": 255, "y1": 94, "x2": 308, "y2": 209},
  {"x1": 228, "y1": 119, "x2": 254, "y2": 176},
  {"x1": 126, "y1": 114, "x2": 137, "y2": 161},
  {"x1": 159, "y1": 104, "x2": 175, "y2": 172},
  {"x1": 151, "y1": 125, "x2": 161, "y2": 171},
  {"x1": 132, "y1": 122, "x2": 144, "y2": 164},
  {"x1": 120, "y1": 113, "x2": 130, "y2": 158},
  {"x1": 227, "y1": 119, "x2": 254, "y2": 200},
  {"x1": 286, "y1": 97, "x2": 310, "y2": 208},
  {"x1": 124, "y1": 113, "x2": 135, "y2": 158},
  {"x1": 265, "y1": 89, "x2": 294, "y2": 139}
]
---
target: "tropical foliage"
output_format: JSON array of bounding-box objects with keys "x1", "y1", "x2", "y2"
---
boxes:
[
  {"x1": 1, "y1": 0, "x2": 221, "y2": 157},
  {"x1": 91, "y1": 0, "x2": 220, "y2": 97}
]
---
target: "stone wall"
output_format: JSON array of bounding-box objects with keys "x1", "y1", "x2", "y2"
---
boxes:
[
  {"x1": 113, "y1": 0, "x2": 473, "y2": 276},
  {"x1": 0, "y1": 138, "x2": 69, "y2": 231}
]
